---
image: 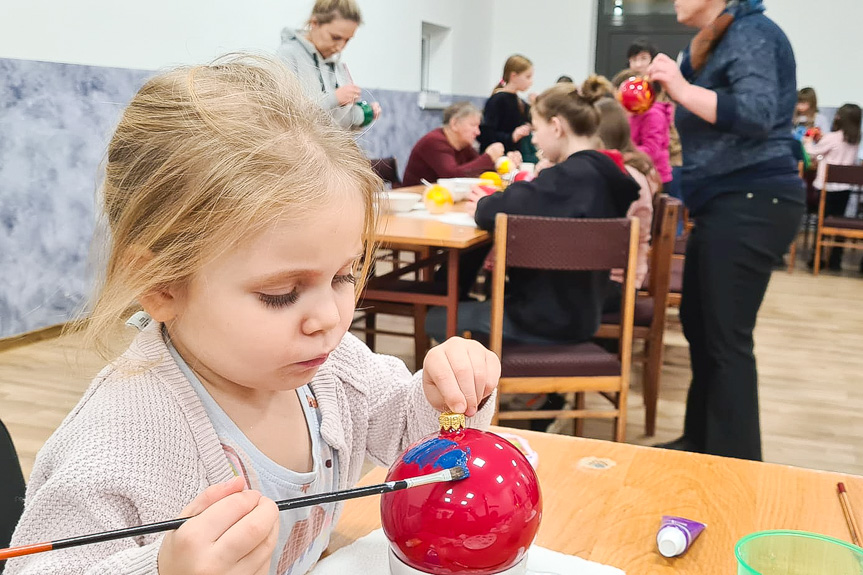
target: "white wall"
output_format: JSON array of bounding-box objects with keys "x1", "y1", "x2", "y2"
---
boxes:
[
  {"x1": 766, "y1": 0, "x2": 863, "y2": 108},
  {"x1": 5, "y1": 0, "x2": 855, "y2": 105},
  {"x1": 490, "y1": 0, "x2": 596, "y2": 96},
  {"x1": 0, "y1": 0, "x2": 495, "y2": 96},
  {"x1": 0, "y1": 0, "x2": 292, "y2": 71}
]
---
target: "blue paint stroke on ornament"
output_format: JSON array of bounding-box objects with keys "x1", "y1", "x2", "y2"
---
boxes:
[
  {"x1": 437, "y1": 446, "x2": 470, "y2": 477},
  {"x1": 402, "y1": 437, "x2": 471, "y2": 476}
]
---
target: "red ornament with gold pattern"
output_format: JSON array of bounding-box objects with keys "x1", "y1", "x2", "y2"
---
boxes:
[
  {"x1": 617, "y1": 76, "x2": 655, "y2": 114},
  {"x1": 381, "y1": 413, "x2": 542, "y2": 574}
]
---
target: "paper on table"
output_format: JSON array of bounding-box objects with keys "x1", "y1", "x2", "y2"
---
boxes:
[
  {"x1": 310, "y1": 528, "x2": 625, "y2": 575},
  {"x1": 397, "y1": 209, "x2": 478, "y2": 228}
]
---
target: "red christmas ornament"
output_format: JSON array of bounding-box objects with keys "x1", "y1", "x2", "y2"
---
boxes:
[
  {"x1": 381, "y1": 413, "x2": 542, "y2": 575},
  {"x1": 512, "y1": 170, "x2": 533, "y2": 182},
  {"x1": 617, "y1": 76, "x2": 655, "y2": 115},
  {"x1": 805, "y1": 127, "x2": 823, "y2": 142}
]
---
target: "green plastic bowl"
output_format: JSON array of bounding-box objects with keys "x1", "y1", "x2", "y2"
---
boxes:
[{"x1": 736, "y1": 530, "x2": 863, "y2": 574}]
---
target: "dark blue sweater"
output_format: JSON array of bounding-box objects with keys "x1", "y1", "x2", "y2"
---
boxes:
[{"x1": 676, "y1": 11, "x2": 805, "y2": 214}]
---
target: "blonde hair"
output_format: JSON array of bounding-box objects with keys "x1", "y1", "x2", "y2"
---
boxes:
[
  {"x1": 493, "y1": 54, "x2": 533, "y2": 95},
  {"x1": 83, "y1": 54, "x2": 380, "y2": 357},
  {"x1": 309, "y1": 0, "x2": 363, "y2": 25},
  {"x1": 532, "y1": 83, "x2": 602, "y2": 138},
  {"x1": 793, "y1": 87, "x2": 818, "y2": 127}
]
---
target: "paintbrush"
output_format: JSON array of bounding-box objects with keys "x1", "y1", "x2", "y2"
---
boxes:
[{"x1": 0, "y1": 466, "x2": 467, "y2": 561}]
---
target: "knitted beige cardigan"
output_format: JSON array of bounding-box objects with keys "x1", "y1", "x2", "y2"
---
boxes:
[{"x1": 6, "y1": 323, "x2": 494, "y2": 574}]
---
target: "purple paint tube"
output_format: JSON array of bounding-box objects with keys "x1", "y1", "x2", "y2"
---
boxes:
[{"x1": 656, "y1": 515, "x2": 706, "y2": 557}]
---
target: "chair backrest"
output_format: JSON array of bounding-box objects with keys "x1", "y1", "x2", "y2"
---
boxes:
[
  {"x1": 370, "y1": 157, "x2": 401, "y2": 187},
  {"x1": 0, "y1": 419, "x2": 25, "y2": 553},
  {"x1": 499, "y1": 215, "x2": 635, "y2": 271},
  {"x1": 489, "y1": 213, "x2": 639, "y2": 364},
  {"x1": 824, "y1": 164, "x2": 863, "y2": 187},
  {"x1": 646, "y1": 194, "x2": 681, "y2": 300}
]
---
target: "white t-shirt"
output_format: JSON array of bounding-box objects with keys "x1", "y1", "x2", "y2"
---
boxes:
[{"x1": 168, "y1": 340, "x2": 339, "y2": 575}]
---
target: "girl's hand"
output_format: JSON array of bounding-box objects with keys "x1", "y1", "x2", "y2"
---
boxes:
[
  {"x1": 535, "y1": 158, "x2": 554, "y2": 175},
  {"x1": 484, "y1": 142, "x2": 505, "y2": 161},
  {"x1": 371, "y1": 102, "x2": 382, "y2": 120},
  {"x1": 422, "y1": 337, "x2": 500, "y2": 417},
  {"x1": 506, "y1": 150, "x2": 523, "y2": 167},
  {"x1": 468, "y1": 185, "x2": 487, "y2": 203},
  {"x1": 335, "y1": 84, "x2": 362, "y2": 106},
  {"x1": 512, "y1": 124, "x2": 532, "y2": 143},
  {"x1": 158, "y1": 477, "x2": 279, "y2": 575},
  {"x1": 647, "y1": 54, "x2": 689, "y2": 102},
  {"x1": 465, "y1": 196, "x2": 479, "y2": 218}
]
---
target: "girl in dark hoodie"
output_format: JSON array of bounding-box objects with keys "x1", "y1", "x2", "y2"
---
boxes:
[{"x1": 425, "y1": 83, "x2": 640, "y2": 344}]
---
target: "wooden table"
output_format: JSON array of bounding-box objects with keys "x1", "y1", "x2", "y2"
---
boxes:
[
  {"x1": 364, "y1": 185, "x2": 492, "y2": 339},
  {"x1": 328, "y1": 429, "x2": 863, "y2": 574}
]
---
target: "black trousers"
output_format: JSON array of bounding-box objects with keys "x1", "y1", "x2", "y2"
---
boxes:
[
  {"x1": 0, "y1": 419, "x2": 25, "y2": 555},
  {"x1": 680, "y1": 191, "x2": 804, "y2": 461}
]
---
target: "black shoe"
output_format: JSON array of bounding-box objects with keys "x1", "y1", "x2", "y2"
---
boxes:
[{"x1": 654, "y1": 436, "x2": 702, "y2": 453}]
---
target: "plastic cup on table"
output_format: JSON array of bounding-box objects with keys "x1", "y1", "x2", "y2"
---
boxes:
[{"x1": 735, "y1": 530, "x2": 863, "y2": 574}]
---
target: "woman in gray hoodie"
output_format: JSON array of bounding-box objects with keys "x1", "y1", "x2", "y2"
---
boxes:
[{"x1": 277, "y1": 0, "x2": 381, "y2": 130}]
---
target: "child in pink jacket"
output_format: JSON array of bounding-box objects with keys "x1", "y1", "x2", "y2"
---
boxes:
[
  {"x1": 629, "y1": 99, "x2": 673, "y2": 187},
  {"x1": 614, "y1": 68, "x2": 673, "y2": 188}
]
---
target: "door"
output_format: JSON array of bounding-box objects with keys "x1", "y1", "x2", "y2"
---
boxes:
[{"x1": 595, "y1": 0, "x2": 694, "y2": 78}]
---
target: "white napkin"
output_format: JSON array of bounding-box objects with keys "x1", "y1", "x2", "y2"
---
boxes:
[
  {"x1": 311, "y1": 528, "x2": 625, "y2": 575},
  {"x1": 397, "y1": 209, "x2": 478, "y2": 228}
]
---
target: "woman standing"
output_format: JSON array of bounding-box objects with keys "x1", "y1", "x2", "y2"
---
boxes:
[
  {"x1": 277, "y1": 0, "x2": 381, "y2": 129},
  {"x1": 648, "y1": 0, "x2": 804, "y2": 460}
]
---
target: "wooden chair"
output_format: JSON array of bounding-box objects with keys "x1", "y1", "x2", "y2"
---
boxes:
[
  {"x1": 595, "y1": 194, "x2": 680, "y2": 436},
  {"x1": 490, "y1": 214, "x2": 639, "y2": 442},
  {"x1": 786, "y1": 161, "x2": 810, "y2": 274},
  {"x1": 667, "y1": 208, "x2": 688, "y2": 307},
  {"x1": 353, "y1": 263, "x2": 434, "y2": 371},
  {"x1": 354, "y1": 156, "x2": 428, "y2": 367},
  {"x1": 813, "y1": 164, "x2": 863, "y2": 275},
  {"x1": 370, "y1": 157, "x2": 402, "y2": 188}
]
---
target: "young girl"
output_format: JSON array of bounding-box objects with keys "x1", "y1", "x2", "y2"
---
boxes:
[
  {"x1": 793, "y1": 86, "x2": 830, "y2": 138},
  {"x1": 478, "y1": 55, "x2": 537, "y2": 163},
  {"x1": 595, "y1": 98, "x2": 661, "y2": 311},
  {"x1": 425, "y1": 83, "x2": 640, "y2": 345},
  {"x1": 804, "y1": 103, "x2": 862, "y2": 270},
  {"x1": 608, "y1": 71, "x2": 673, "y2": 191},
  {"x1": 5, "y1": 56, "x2": 498, "y2": 575}
]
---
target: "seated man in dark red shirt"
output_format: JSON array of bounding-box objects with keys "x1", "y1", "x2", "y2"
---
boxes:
[{"x1": 403, "y1": 101, "x2": 514, "y2": 186}]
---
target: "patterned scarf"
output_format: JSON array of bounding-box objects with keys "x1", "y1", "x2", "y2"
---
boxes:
[{"x1": 679, "y1": 0, "x2": 766, "y2": 80}]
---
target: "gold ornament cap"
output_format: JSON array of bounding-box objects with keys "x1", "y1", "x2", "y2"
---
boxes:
[{"x1": 439, "y1": 412, "x2": 465, "y2": 432}]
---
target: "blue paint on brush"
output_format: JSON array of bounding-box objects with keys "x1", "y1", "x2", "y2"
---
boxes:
[
  {"x1": 403, "y1": 437, "x2": 471, "y2": 477},
  {"x1": 437, "y1": 447, "x2": 470, "y2": 478}
]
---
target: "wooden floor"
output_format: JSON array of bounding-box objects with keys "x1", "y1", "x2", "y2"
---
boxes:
[{"x1": 2, "y1": 256, "x2": 862, "y2": 480}]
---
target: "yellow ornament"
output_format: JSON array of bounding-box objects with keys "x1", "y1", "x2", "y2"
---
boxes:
[
  {"x1": 423, "y1": 185, "x2": 454, "y2": 214},
  {"x1": 496, "y1": 157, "x2": 512, "y2": 174},
  {"x1": 479, "y1": 171, "x2": 503, "y2": 188}
]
